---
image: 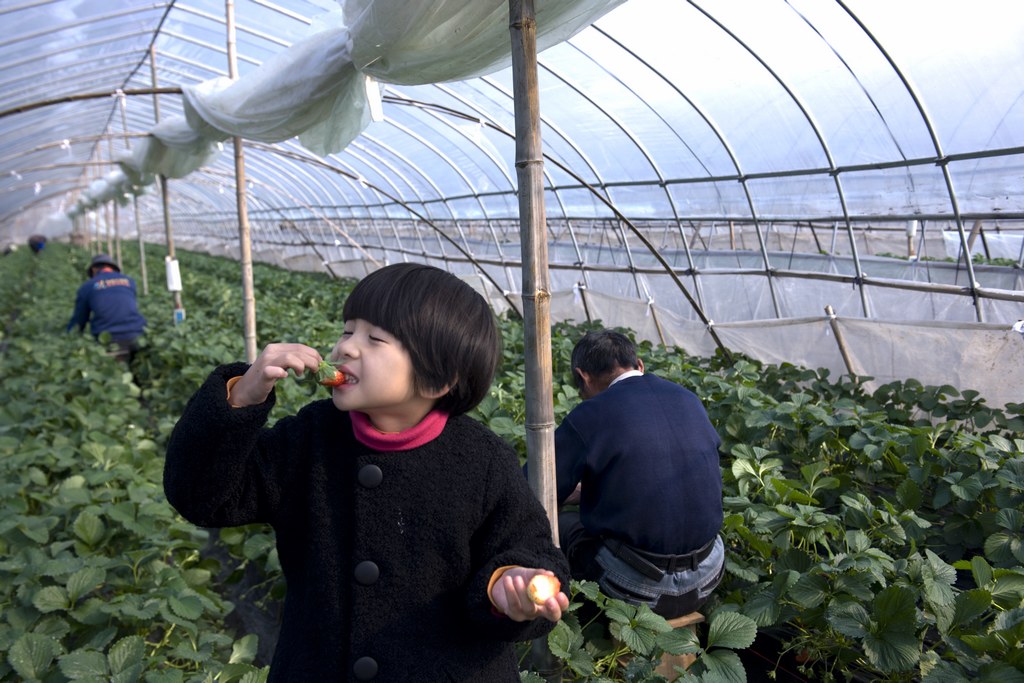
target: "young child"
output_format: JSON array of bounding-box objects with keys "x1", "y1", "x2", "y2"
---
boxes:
[{"x1": 164, "y1": 262, "x2": 570, "y2": 682}]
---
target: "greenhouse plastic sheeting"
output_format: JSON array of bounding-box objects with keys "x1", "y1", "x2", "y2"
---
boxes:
[
  {"x1": 108, "y1": 0, "x2": 626, "y2": 198},
  {"x1": 2, "y1": 0, "x2": 1022, "y2": 408},
  {"x1": 643, "y1": 305, "x2": 1024, "y2": 412},
  {"x1": 168, "y1": 231, "x2": 1022, "y2": 410}
]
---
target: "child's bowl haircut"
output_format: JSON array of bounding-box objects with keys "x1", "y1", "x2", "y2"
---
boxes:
[{"x1": 342, "y1": 263, "x2": 500, "y2": 416}]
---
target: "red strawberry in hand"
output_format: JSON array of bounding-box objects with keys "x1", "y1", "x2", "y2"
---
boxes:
[
  {"x1": 526, "y1": 575, "x2": 560, "y2": 605},
  {"x1": 316, "y1": 360, "x2": 346, "y2": 387}
]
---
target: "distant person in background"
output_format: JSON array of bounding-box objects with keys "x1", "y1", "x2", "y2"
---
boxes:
[
  {"x1": 67, "y1": 254, "x2": 147, "y2": 362},
  {"x1": 28, "y1": 235, "x2": 47, "y2": 254},
  {"x1": 554, "y1": 329, "x2": 725, "y2": 619}
]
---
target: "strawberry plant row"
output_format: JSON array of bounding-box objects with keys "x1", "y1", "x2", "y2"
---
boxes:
[
  {"x1": 2, "y1": 242, "x2": 1022, "y2": 682},
  {"x1": 0, "y1": 245, "x2": 265, "y2": 682}
]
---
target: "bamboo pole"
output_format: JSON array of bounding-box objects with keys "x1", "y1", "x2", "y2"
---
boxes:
[
  {"x1": 113, "y1": 203, "x2": 121, "y2": 265},
  {"x1": 234, "y1": 162, "x2": 257, "y2": 360},
  {"x1": 510, "y1": 0, "x2": 558, "y2": 542},
  {"x1": 106, "y1": 202, "x2": 114, "y2": 256},
  {"x1": 108, "y1": 136, "x2": 121, "y2": 267},
  {"x1": 151, "y1": 45, "x2": 185, "y2": 320},
  {"x1": 511, "y1": 4, "x2": 562, "y2": 679},
  {"x1": 578, "y1": 282, "x2": 592, "y2": 323},
  {"x1": 132, "y1": 195, "x2": 148, "y2": 295},
  {"x1": 160, "y1": 176, "x2": 184, "y2": 319},
  {"x1": 825, "y1": 305, "x2": 856, "y2": 379},
  {"x1": 649, "y1": 301, "x2": 667, "y2": 347},
  {"x1": 150, "y1": 47, "x2": 162, "y2": 123},
  {"x1": 118, "y1": 91, "x2": 149, "y2": 295},
  {"x1": 226, "y1": 0, "x2": 258, "y2": 362},
  {"x1": 87, "y1": 163, "x2": 98, "y2": 254}
]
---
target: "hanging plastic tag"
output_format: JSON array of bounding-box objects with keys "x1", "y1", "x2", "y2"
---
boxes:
[{"x1": 165, "y1": 256, "x2": 182, "y2": 292}]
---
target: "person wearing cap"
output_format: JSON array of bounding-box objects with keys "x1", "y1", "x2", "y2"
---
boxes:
[
  {"x1": 28, "y1": 235, "x2": 47, "y2": 254},
  {"x1": 552, "y1": 329, "x2": 724, "y2": 620},
  {"x1": 66, "y1": 254, "x2": 147, "y2": 362}
]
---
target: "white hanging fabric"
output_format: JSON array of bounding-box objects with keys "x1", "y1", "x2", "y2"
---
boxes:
[{"x1": 73, "y1": 0, "x2": 624, "y2": 219}]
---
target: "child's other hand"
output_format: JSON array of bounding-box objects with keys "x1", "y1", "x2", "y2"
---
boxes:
[
  {"x1": 229, "y1": 343, "x2": 322, "y2": 407},
  {"x1": 491, "y1": 568, "x2": 569, "y2": 623}
]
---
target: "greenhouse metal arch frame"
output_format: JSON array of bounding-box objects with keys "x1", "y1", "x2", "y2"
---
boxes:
[{"x1": 2, "y1": 0, "x2": 1024, "y2": 413}]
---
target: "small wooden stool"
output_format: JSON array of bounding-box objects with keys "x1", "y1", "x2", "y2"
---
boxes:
[{"x1": 654, "y1": 612, "x2": 704, "y2": 679}]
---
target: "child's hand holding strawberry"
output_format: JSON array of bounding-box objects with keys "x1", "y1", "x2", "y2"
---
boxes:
[
  {"x1": 228, "y1": 342, "x2": 323, "y2": 407},
  {"x1": 489, "y1": 567, "x2": 568, "y2": 623}
]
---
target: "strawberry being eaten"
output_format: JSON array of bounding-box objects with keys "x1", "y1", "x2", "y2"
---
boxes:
[{"x1": 316, "y1": 360, "x2": 346, "y2": 387}]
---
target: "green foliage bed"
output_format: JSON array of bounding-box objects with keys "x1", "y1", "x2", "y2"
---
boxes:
[{"x1": 1, "y1": 242, "x2": 1021, "y2": 682}]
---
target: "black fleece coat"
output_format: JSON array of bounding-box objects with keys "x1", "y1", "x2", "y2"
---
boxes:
[{"x1": 164, "y1": 363, "x2": 568, "y2": 682}]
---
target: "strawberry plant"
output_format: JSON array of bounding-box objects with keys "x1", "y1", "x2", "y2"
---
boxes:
[
  {"x1": 526, "y1": 581, "x2": 757, "y2": 682},
  {"x1": 2, "y1": 243, "x2": 1022, "y2": 682},
  {"x1": 0, "y1": 245, "x2": 266, "y2": 682}
]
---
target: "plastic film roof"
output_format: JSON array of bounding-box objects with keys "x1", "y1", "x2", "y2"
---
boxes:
[{"x1": 2, "y1": 0, "x2": 1024, "y2": 406}]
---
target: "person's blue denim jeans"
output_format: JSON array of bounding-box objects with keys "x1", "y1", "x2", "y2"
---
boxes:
[
  {"x1": 593, "y1": 536, "x2": 725, "y2": 617},
  {"x1": 559, "y1": 510, "x2": 724, "y2": 618}
]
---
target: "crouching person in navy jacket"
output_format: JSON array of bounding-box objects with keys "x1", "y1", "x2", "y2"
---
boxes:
[
  {"x1": 66, "y1": 253, "x2": 146, "y2": 362},
  {"x1": 555, "y1": 329, "x2": 724, "y2": 619}
]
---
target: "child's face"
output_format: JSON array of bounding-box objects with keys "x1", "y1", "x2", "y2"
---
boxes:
[{"x1": 327, "y1": 318, "x2": 440, "y2": 432}]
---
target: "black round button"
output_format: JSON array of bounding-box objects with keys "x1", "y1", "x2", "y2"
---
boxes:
[
  {"x1": 354, "y1": 560, "x2": 379, "y2": 585},
  {"x1": 358, "y1": 464, "x2": 383, "y2": 488},
  {"x1": 353, "y1": 656, "x2": 378, "y2": 680}
]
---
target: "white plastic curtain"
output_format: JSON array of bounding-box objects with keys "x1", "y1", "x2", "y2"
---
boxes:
[{"x1": 72, "y1": 0, "x2": 625, "y2": 216}]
